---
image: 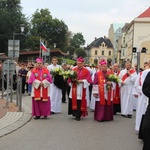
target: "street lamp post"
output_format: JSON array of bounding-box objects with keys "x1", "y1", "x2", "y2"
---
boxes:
[
  {"x1": 132, "y1": 47, "x2": 147, "y2": 73},
  {"x1": 12, "y1": 24, "x2": 25, "y2": 60}
]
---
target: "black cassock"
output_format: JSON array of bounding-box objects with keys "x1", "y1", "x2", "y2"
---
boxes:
[
  {"x1": 141, "y1": 71, "x2": 150, "y2": 150},
  {"x1": 53, "y1": 74, "x2": 64, "y2": 90}
]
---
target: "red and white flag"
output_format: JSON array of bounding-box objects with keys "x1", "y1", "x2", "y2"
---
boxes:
[{"x1": 40, "y1": 42, "x2": 47, "y2": 52}]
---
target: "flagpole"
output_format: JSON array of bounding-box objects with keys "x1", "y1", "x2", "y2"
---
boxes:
[
  {"x1": 39, "y1": 39, "x2": 41, "y2": 58},
  {"x1": 45, "y1": 40, "x2": 47, "y2": 63},
  {"x1": 42, "y1": 40, "x2": 44, "y2": 62}
]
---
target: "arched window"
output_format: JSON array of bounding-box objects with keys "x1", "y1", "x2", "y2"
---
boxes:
[{"x1": 102, "y1": 51, "x2": 104, "y2": 55}]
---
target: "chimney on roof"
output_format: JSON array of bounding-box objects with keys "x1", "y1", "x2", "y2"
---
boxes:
[
  {"x1": 104, "y1": 36, "x2": 106, "y2": 39},
  {"x1": 95, "y1": 37, "x2": 97, "y2": 40}
]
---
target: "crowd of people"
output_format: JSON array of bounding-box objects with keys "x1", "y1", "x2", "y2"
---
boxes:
[{"x1": 3, "y1": 56, "x2": 149, "y2": 150}]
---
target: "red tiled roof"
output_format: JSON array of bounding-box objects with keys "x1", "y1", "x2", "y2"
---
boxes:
[
  {"x1": 20, "y1": 51, "x2": 40, "y2": 55},
  {"x1": 0, "y1": 53, "x2": 8, "y2": 58},
  {"x1": 20, "y1": 49, "x2": 69, "y2": 56},
  {"x1": 137, "y1": 7, "x2": 150, "y2": 18}
]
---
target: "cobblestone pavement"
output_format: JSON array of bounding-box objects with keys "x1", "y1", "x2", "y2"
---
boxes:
[{"x1": 0, "y1": 92, "x2": 32, "y2": 138}]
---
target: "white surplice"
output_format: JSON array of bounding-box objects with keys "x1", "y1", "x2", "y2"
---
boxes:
[
  {"x1": 133, "y1": 71, "x2": 149, "y2": 131},
  {"x1": 85, "y1": 67, "x2": 93, "y2": 107},
  {"x1": 89, "y1": 69, "x2": 97, "y2": 110},
  {"x1": 47, "y1": 64, "x2": 62, "y2": 113},
  {"x1": 31, "y1": 79, "x2": 50, "y2": 97},
  {"x1": 92, "y1": 83, "x2": 114, "y2": 102},
  {"x1": 69, "y1": 80, "x2": 90, "y2": 100},
  {"x1": 119, "y1": 69, "x2": 137, "y2": 116}
]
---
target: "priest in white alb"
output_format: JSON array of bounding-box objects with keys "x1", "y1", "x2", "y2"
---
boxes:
[
  {"x1": 47, "y1": 56, "x2": 62, "y2": 114},
  {"x1": 133, "y1": 66, "x2": 149, "y2": 132},
  {"x1": 119, "y1": 61, "x2": 137, "y2": 118}
]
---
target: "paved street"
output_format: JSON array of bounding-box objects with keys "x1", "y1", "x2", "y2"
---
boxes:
[{"x1": 0, "y1": 95, "x2": 143, "y2": 150}]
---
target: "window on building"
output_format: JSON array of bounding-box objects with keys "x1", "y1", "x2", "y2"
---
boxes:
[
  {"x1": 109, "y1": 51, "x2": 111, "y2": 56},
  {"x1": 102, "y1": 50, "x2": 104, "y2": 55},
  {"x1": 122, "y1": 49, "x2": 124, "y2": 56},
  {"x1": 123, "y1": 37, "x2": 125, "y2": 43},
  {"x1": 95, "y1": 50, "x2": 97, "y2": 55},
  {"x1": 101, "y1": 43, "x2": 105, "y2": 47}
]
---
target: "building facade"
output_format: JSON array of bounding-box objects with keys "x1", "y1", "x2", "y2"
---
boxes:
[
  {"x1": 122, "y1": 7, "x2": 150, "y2": 68},
  {"x1": 108, "y1": 23, "x2": 125, "y2": 63},
  {"x1": 86, "y1": 37, "x2": 113, "y2": 66}
]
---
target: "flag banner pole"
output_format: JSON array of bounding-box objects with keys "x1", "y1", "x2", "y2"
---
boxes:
[
  {"x1": 40, "y1": 39, "x2": 48, "y2": 62},
  {"x1": 44, "y1": 40, "x2": 47, "y2": 63},
  {"x1": 42, "y1": 40, "x2": 44, "y2": 60},
  {"x1": 41, "y1": 40, "x2": 44, "y2": 59},
  {"x1": 39, "y1": 39, "x2": 41, "y2": 57}
]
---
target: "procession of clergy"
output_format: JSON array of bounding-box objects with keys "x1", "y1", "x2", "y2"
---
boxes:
[{"x1": 28, "y1": 56, "x2": 150, "y2": 150}]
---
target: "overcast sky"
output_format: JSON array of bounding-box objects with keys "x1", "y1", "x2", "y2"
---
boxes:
[{"x1": 21, "y1": 0, "x2": 150, "y2": 45}]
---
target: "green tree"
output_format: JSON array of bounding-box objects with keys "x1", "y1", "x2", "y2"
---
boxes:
[
  {"x1": 0, "y1": 0, "x2": 29, "y2": 54},
  {"x1": 66, "y1": 31, "x2": 73, "y2": 46},
  {"x1": 31, "y1": 9, "x2": 53, "y2": 38},
  {"x1": 65, "y1": 46, "x2": 75, "y2": 58},
  {"x1": 70, "y1": 32, "x2": 85, "y2": 48},
  {"x1": 75, "y1": 48, "x2": 87, "y2": 58},
  {"x1": 22, "y1": 35, "x2": 40, "y2": 51},
  {"x1": 30, "y1": 9, "x2": 68, "y2": 50}
]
